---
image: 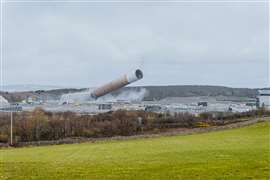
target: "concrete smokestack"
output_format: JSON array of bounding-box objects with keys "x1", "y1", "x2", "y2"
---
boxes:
[{"x1": 90, "y1": 69, "x2": 143, "y2": 99}]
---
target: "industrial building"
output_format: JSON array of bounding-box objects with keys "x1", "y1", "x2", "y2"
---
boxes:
[
  {"x1": 98, "y1": 103, "x2": 112, "y2": 110},
  {"x1": 257, "y1": 90, "x2": 270, "y2": 109},
  {"x1": 145, "y1": 105, "x2": 162, "y2": 112}
]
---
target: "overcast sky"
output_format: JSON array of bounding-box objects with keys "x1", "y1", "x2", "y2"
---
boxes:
[{"x1": 2, "y1": 0, "x2": 269, "y2": 88}]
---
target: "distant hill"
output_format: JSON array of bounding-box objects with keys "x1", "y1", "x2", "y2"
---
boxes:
[
  {"x1": 1, "y1": 84, "x2": 63, "y2": 92},
  {"x1": 116, "y1": 85, "x2": 259, "y2": 101},
  {"x1": 147, "y1": 85, "x2": 259, "y2": 100},
  {"x1": 0, "y1": 88, "x2": 87, "y2": 103},
  {"x1": 0, "y1": 85, "x2": 262, "y2": 103}
]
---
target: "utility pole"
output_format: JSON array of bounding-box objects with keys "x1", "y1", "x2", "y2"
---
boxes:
[
  {"x1": 10, "y1": 111, "x2": 13, "y2": 146},
  {"x1": 0, "y1": 105, "x2": 22, "y2": 146}
]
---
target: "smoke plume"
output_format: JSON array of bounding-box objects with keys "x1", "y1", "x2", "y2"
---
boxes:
[
  {"x1": 96, "y1": 88, "x2": 148, "y2": 102},
  {"x1": 59, "y1": 88, "x2": 148, "y2": 104}
]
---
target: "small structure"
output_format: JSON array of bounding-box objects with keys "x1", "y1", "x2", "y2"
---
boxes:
[
  {"x1": 257, "y1": 90, "x2": 270, "y2": 109},
  {"x1": 23, "y1": 96, "x2": 43, "y2": 105},
  {"x1": 145, "y1": 105, "x2": 162, "y2": 112},
  {"x1": 98, "y1": 103, "x2": 112, "y2": 110},
  {"x1": 198, "y1": 102, "x2": 208, "y2": 107},
  {"x1": 246, "y1": 102, "x2": 256, "y2": 107}
]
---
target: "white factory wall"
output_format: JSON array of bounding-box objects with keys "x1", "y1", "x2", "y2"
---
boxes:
[
  {"x1": 259, "y1": 96, "x2": 270, "y2": 108},
  {"x1": 258, "y1": 90, "x2": 270, "y2": 109}
]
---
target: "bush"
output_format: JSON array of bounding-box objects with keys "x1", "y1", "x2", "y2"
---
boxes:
[
  {"x1": 0, "y1": 108, "x2": 269, "y2": 144},
  {"x1": 193, "y1": 122, "x2": 210, "y2": 128},
  {"x1": 0, "y1": 134, "x2": 8, "y2": 143}
]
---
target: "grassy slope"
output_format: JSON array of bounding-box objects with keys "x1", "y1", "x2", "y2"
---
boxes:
[{"x1": 1, "y1": 121, "x2": 269, "y2": 180}]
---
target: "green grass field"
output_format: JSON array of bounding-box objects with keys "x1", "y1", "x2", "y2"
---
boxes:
[{"x1": 1, "y1": 121, "x2": 269, "y2": 180}]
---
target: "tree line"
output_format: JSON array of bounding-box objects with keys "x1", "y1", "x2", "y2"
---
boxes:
[{"x1": 0, "y1": 108, "x2": 269, "y2": 145}]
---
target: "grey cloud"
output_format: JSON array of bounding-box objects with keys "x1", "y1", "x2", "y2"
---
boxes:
[{"x1": 3, "y1": 3, "x2": 269, "y2": 88}]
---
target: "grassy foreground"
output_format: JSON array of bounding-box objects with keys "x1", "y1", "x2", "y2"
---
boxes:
[{"x1": 1, "y1": 121, "x2": 269, "y2": 180}]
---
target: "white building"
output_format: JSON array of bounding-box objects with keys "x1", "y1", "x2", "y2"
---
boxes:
[{"x1": 258, "y1": 90, "x2": 270, "y2": 109}]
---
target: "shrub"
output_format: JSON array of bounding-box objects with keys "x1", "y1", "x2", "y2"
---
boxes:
[{"x1": 0, "y1": 108, "x2": 269, "y2": 144}]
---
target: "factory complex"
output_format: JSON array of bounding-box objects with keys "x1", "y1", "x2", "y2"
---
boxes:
[
  {"x1": 0, "y1": 69, "x2": 269, "y2": 114},
  {"x1": 1, "y1": 93, "x2": 260, "y2": 115}
]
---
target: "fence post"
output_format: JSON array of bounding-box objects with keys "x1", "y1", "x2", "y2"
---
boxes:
[{"x1": 10, "y1": 111, "x2": 13, "y2": 146}]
